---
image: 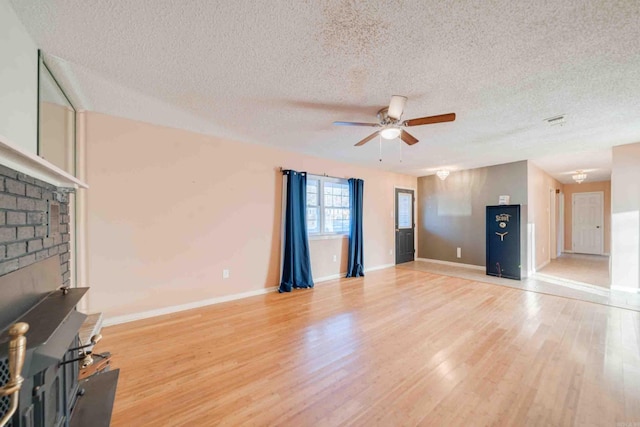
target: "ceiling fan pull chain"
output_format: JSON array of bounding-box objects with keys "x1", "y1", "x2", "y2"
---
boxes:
[
  {"x1": 399, "y1": 139, "x2": 403, "y2": 163},
  {"x1": 379, "y1": 134, "x2": 382, "y2": 162}
]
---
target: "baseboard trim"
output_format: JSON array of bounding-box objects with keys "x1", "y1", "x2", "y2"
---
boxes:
[
  {"x1": 104, "y1": 263, "x2": 397, "y2": 327},
  {"x1": 366, "y1": 263, "x2": 395, "y2": 272},
  {"x1": 562, "y1": 250, "x2": 610, "y2": 256},
  {"x1": 314, "y1": 273, "x2": 345, "y2": 283},
  {"x1": 416, "y1": 258, "x2": 485, "y2": 271},
  {"x1": 103, "y1": 286, "x2": 278, "y2": 327},
  {"x1": 611, "y1": 286, "x2": 640, "y2": 294}
]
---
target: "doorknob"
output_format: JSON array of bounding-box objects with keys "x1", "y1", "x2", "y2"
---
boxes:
[{"x1": 596, "y1": 226, "x2": 600, "y2": 228}]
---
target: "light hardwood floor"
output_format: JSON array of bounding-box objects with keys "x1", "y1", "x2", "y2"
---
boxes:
[
  {"x1": 98, "y1": 267, "x2": 640, "y2": 426},
  {"x1": 538, "y1": 253, "x2": 610, "y2": 288}
]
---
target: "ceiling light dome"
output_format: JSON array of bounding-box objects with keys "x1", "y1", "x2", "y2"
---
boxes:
[{"x1": 380, "y1": 126, "x2": 401, "y2": 140}]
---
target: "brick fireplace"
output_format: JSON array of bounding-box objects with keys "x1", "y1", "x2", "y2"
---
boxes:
[
  {"x1": 0, "y1": 164, "x2": 70, "y2": 282},
  {"x1": 0, "y1": 164, "x2": 117, "y2": 427}
]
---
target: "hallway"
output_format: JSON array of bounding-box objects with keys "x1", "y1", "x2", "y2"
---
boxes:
[{"x1": 537, "y1": 253, "x2": 610, "y2": 289}]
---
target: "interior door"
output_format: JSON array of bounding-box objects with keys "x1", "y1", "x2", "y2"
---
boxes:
[
  {"x1": 572, "y1": 192, "x2": 603, "y2": 255},
  {"x1": 395, "y1": 189, "x2": 415, "y2": 264}
]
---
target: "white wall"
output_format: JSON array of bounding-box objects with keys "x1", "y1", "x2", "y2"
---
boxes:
[
  {"x1": 611, "y1": 142, "x2": 640, "y2": 292},
  {"x1": 0, "y1": 0, "x2": 38, "y2": 153}
]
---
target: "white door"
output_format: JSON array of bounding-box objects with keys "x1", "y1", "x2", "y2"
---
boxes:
[{"x1": 572, "y1": 192, "x2": 603, "y2": 255}]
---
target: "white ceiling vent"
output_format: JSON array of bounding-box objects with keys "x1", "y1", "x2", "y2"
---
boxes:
[{"x1": 544, "y1": 115, "x2": 566, "y2": 126}]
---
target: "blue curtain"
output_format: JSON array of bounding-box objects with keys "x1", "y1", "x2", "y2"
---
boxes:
[
  {"x1": 346, "y1": 178, "x2": 364, "y2": 277},
  {"x1": 279, "y1": 170, "x2": 314, "y2": 292}
]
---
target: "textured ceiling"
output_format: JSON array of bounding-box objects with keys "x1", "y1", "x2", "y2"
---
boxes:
[{"x1": 10, "y1": 0, "x2": 640, "y2": 182}]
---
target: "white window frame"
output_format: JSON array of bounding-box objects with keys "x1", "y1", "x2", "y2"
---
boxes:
[{"x1": 306, "y1": 175, "x2": 350, "y2": 238}]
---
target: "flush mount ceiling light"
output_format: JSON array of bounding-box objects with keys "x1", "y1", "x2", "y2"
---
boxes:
[
  {"x1": 572, "y1": 170, "x2": 587, "y2": 184},
  {"x1": 379, "y1": 125, "x2": 402, "y2": 140},
  {"x1": 436, "y1": 170, "x2": 450, "y2": 180}
]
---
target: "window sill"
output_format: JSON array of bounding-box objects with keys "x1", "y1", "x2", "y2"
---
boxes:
[{"x1": 309, "y1": 234, "x2": 348, "y2": 241}]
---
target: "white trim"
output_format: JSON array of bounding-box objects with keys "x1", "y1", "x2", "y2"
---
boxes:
[
  {"x1": 559, "y1": 250, "x2": 610, "y2": 257},
  {"x1": 103, "y1": 263, "x2": 397, "y2": 327},
  {"x1": 309, "y1": 234, "x2": 348, "y2": 241},
  {"x1": 0, "y1": 133, "x2": 88, "y2": 189},
  {"x1": 393, "y1": 185, "x2": 417, "y2": 191},
  {"x1": 314, "y1": 272, "x2": 344, "y2": 283},
  {"x1": 314, "y1": 263, "x2": 395, "y2": 282},
  {"x1": 103, "y1": 286, "x2": 278, "y2": 326},
  {"x1": 308, "y1": 174, "x2": 346, "y2": 184},
  {"x1": 557, "y1": 192, "x2": 564, "y2": 257},
  {"x1": 611, "y1": 286, "x2": 640, "y2": 294},
  {"x1": 416, "y1": 257, "x2": 485, "y2": 271},
  {"x1": 366, "y1": 263, "x2": 395, "y2": 272}
]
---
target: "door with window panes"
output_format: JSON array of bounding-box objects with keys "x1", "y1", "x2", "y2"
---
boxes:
[
  {"x1": 395, "y1": 188, "x2": 415, "y2": 264},
  {"x1": 306, "y1": 176, "x2": 350, "y2": 236}
]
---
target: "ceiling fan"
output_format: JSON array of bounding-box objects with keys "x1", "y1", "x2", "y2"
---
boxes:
[{"x1": 333, "y1": 95, "x2": 456, "y2": 146}]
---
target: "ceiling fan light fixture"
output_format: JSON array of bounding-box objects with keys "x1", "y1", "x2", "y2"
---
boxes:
[
  {"x1": 380, "y1": 126, "x2": 401, "y2": 140},
  {"x1": 436, "y1": 170, "x2": 450, "y2": 180},
  {"x1": 572, "y1": 170, "x2": 587, "y2": 184}
]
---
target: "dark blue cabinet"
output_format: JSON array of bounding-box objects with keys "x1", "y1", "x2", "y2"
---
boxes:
[{"x1": 486, "y1": 205, "x2": 521, "y2": 280}]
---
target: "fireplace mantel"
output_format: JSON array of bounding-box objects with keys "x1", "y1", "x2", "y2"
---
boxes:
[{"x1": 0, "y1": 134, "x2": 88, "y2": 189}]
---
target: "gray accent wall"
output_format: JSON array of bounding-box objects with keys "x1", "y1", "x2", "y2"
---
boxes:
[{"x1": 417, "y1": 160, "x2": 529, "y2": 275}]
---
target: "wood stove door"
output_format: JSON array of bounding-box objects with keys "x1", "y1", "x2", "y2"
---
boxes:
[
  {"x1": 63, "y1": 336, "x2": 80, "y2": 415},
  {"x1": 32, "y1": 365, "x2": 66, "y2": 427}
]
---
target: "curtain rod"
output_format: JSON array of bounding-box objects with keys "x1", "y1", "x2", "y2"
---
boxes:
[{"x1": 279, "y1": 167, "x2": 343, "y2": 179}]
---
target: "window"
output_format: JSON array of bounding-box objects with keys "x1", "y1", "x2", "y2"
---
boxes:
[{"x1": 306, "y1": 176, "x2": 350, "y2": 235}]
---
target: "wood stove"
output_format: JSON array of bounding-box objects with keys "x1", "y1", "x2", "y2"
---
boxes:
[{"x1": 0, "y1": 256, "x2": 118, "y2": 427}]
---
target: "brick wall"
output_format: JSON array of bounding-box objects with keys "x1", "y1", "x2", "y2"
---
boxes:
[{"x1": 0, "y1": 164, "x2": 71, "y2": 285}]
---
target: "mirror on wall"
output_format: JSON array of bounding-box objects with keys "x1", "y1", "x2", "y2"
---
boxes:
[{"x1": 38, "y1": 52, "x2": 76, "y2": 175}]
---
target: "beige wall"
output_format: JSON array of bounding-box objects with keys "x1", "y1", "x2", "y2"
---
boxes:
[
  {"x1": 84, "y1": 112, "x2": 416, "y2": 319},
  {"x1": 39, "y1": 102, "x2": 75, "y2": 173},
  {"x1": 527, "y1": 163, "x2": 563, "y2": 271},
  {"x1": 563, "y1": 180, "x2": 611, "y2": 254},
  {"x1": 611, "y1": 142, "x2": 640, "y2": 291}
]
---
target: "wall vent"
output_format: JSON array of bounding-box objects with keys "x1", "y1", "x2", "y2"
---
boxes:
[{"x1": 544, "y1": 115, "x2": 566, "y2": 126}]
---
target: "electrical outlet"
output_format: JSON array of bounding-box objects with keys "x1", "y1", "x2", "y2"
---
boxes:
[
  {"x1": 389, "y1": 249, "x2": 393, "y2": 255},
  {"x1": 457, "y1": 247, "x2": 461, "y2": 258},
  {"x1": 332, "y1": 255, "x2": 337, "y2": 262},
  {"x1": 222, "y1": 269, "x2": 230, "y2": 279}
]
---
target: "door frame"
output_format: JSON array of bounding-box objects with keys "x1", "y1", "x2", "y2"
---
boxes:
[
  {"x1": 557, "y1": 192, "x2": 564, "y2": 256},
  {"x1": 572, "y1": 191, "x2": 604, "y2": 255},
  {"x1": 394, "y1": 186, "x2": 416, "y2": 264},
  {"x1": 549, "y1": 187, "x2": 556, "y2": 260}
]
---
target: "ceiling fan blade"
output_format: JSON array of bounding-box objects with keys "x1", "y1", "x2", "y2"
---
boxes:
[
  {"x1": 403, "y1": 113, "x2": 456, "y2": 127},
  {"x1": 354, "y1": 131, "x2": 379, "y2": 146},
  {"x1": 333, "y1": 121, "x2": 379, "y2": 127},
  {"x1": 400, "y1": 130, "x2": 419, "y2": 145},
  {"x1": 388, "y1": 95, "x2": 407, "y2": 120}
]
